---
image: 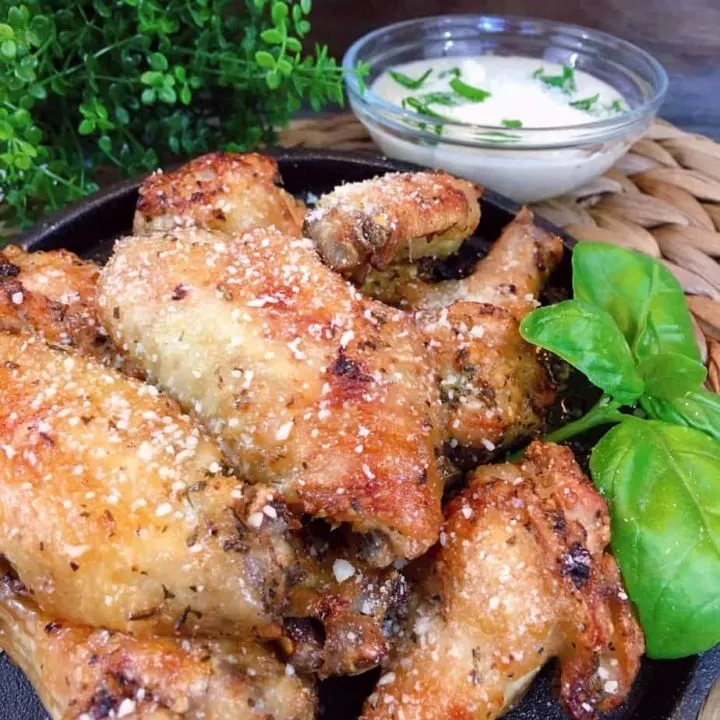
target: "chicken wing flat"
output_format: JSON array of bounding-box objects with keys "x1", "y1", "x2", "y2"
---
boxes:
[
  {"x1": 0, "y1": 245, "x2": 135, "y2": 372},
  {"x1": 0, "y1": 564, "x2": 317, "y2": 720},
  {"x1": 358, "y1": 209, "x2": 563, "y2": 453},
  {"x1": 0, "y1": 331, "x2": 296, "y2": 638},
  {"x1": 362, "y1": 442, "x2": 643, "y2": 720},
  {"x1": 134, "y1": 152, "x2": 305, "y2": 237},
  {"x1": 99, "y1": 227, "x2": 443, "y2": 564},
  {"x1": 304, "y1": 171, "x2": 481, "y2": 277},
  {"x1": 420, "y1": 301, "x2": 556, "y2": 451}
]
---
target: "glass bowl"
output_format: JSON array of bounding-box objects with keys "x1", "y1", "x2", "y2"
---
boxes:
[{"x1": 342, "y1": 15, "x2": 668, "y2": 203}]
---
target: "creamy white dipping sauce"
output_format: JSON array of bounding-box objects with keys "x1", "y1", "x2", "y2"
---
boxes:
[
  {"x1": 358, "y1": 55, "x2": 635, "y2": 203},
  {"x1": 372, "y1": 56, "x2": 626, "y2": 131}
]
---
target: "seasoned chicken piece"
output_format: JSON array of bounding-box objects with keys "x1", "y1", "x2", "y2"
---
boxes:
[
  {"x1": 99, "y1": 227, "x2": 443, "y2": 564},
  {"x1": 360, "y1": 208, "x2": 564, "y2": 321},
  {"x1": 0, "y1": 330, "x2": 408, "y2": 675},
  {"x1": 134, "y1": 152, "x2": 305, "y2": 237},
  {"x1": 0, "y1": 564, "x2": 317, "y2": 720},
  {"x1": 359, "y1": 209, "x2": 564, "y2": 452},
  {"x1": 362, "y1": 442, "x2": 644, "y2": 720},
  {"x1": 420, "y1": 301, "x2": 555, "y2": 451},
  {"x1": 304, "y1": 171, "x2": 481, "y2": 277},
  {"x1": 0, "y1": 245, "x2": 136, "y2": 373},
  {"x1": 283, "y1": 526, "x2": 408, "y2": 677},
  {"x1": 0, "y1": 332, "x2": 296, "y2": 638}
]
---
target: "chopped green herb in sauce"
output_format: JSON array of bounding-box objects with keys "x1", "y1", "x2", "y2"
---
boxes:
[
  {"x1": 402, "y1": 96, "x2": 452, "y2": 120},
  {"x1": 415, "y1": 91, "x2": 460, "y2": 107},
  {"x1": 533, "y1": 64, "x2": 577, "y2": 95},
  {"x1": 385, "y1": 57, "x2": 625, "y2": 138},
  {"x1": 389, "y1": 68, "x2": 433, "y2": 90},
  {"x1": 401, "y1": 96, "x2": 451, "y2": 135},
  {"x1": 439, "y1": 67, "x2": 462, "y2": 79},
  {"x1": 569, "y1": 94, "x2": 600, "y2": 111},
  {"x1": 476, "y1": 130, "x2": 521, "y2": 144},
  {"x1": 449, "y1": 77, "x2": 491, "y2": 102}
]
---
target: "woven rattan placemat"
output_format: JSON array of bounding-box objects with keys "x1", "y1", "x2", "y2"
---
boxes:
[{"x1": 280, "y1": 113, "x2": 720, "y2": 392}]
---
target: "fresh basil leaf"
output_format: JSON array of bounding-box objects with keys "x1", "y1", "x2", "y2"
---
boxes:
[
  {"x1": 501, "y1": 118, "x2": 522, "y2": 128},
  {"x1": 389, "y1": 68, "x2": 432, "y2": 90},
  {"x1": 533, "y1": 64, "x2": 576, "y2": 94},
  {"x1": 572, "y1": 243, "x2": 701, "y2": 363},
  {"x1": 641, "y1": 388, "x2": 720, "y2": 442},
  {"x1": 590, "y1": 418, "x2": 720, "y2": 658},
  {"x1": 569, "y1": 93, "x2": 599, "y2": 111},
  {"x1": 449, "y1": 77, "x2": 491, "y2": 102},
  {"x1": 609, "y1": 99, "x2": 624, "y2": 113},
  {"x1": 636, "y1": 353, "x2": 707, "y2": 399},
  {"x1": 520, "y1": 299, "x2": 645, "y2": 404}
]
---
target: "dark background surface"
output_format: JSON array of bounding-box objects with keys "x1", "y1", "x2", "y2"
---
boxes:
[{"x1": 308, "y1": 0, "x2": 720, "y2": 138}]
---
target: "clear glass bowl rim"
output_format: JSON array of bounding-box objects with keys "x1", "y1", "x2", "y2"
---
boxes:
[{"x1": 342, "y1": 14, "x2": 669, "y2": 146}]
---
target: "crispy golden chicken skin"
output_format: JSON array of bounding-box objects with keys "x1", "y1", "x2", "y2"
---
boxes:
[
  {"x1": 0, "y1": 245, "x2": 136, "y2": 373},
  {"x1": 0, "y1": 565, "x2": 317, "y2": 720},
  {"x1": 0, "y1": 332, "x2": 296, "y2": 638},
  {"x1": 0, "y1": 330, "x2": 407, "y2": 675},
  {"x1": 420, "y1": 301, "x2": 556, "y2": 451},
  {"x1": 359, "y1": 209, "x2": 564, "y2": 452},
  {"x1": 134, "y1": 152, "x2": 305, "y2": 237},
  {"x1": 362, "y1": 442, "x2": 643, "y2": 720},
  {"x1": 304, "y1": 171, "x2": 481, "y2": 277},
  {"x1": 98, "y1": 227, "x2": 443, "y2": 564}
]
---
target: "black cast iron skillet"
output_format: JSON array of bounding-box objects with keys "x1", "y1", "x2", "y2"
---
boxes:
[{"x1": 6, "y1": 149, "x2": 720, "y2": 720}]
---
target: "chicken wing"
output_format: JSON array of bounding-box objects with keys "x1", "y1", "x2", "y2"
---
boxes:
[
  {"x1": 304, "y1": 171, "x2": 481, "y2": 277},
  {"x1": 134, "y1": 152, "x2": 305, "y2": 237},
  {"x1": 359, "y1": 207, "x2": 564, "y2": 320},
  {"x1": 0, "y1": 563, "x2": 317, "y2": 720},
  {"x1": 356, "y1": 209, "x2": 563, "y2": 453},
  {"x1": 0, "y1": 245, "x2": 136, "y2": 373},
  {"x1": 0, "y1": 328, "x2": 408, "y2": 674},
  {"x1": 98, "y1": 227, "x2": 443, "y2": 564},
  {"x1": 362, "y1": 442, "x2": 643, "y2": 720},
  {"x1": 0, "y1": 331, "x2": 296, "y2": 638},
  {"x1": 283, "y1": 525, "x2": 408, "y2": 677},
  {"x1": 421, "y1": 301, "x2": 556, "y2": 452}
]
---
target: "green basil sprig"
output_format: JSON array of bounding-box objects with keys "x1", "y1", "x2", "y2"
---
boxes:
[
  {"x1": 521, "y1": 299, "x2": 645, "y2": 404},
  {"x1": 641, "y1": 389, "x2": 720, "y2": 441},
  {"x1": 636, "y1": 353, "x2": 708, "y2": 399},
  {"x1": 519, "y1": 242, "x2": 720, "y2": 658},
  {"x1": 572, "y1": 242, "x2": 701, "y2": 363},
  {"x1": 591, "y1": 418, "x2": 720, "y2": 659}
]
